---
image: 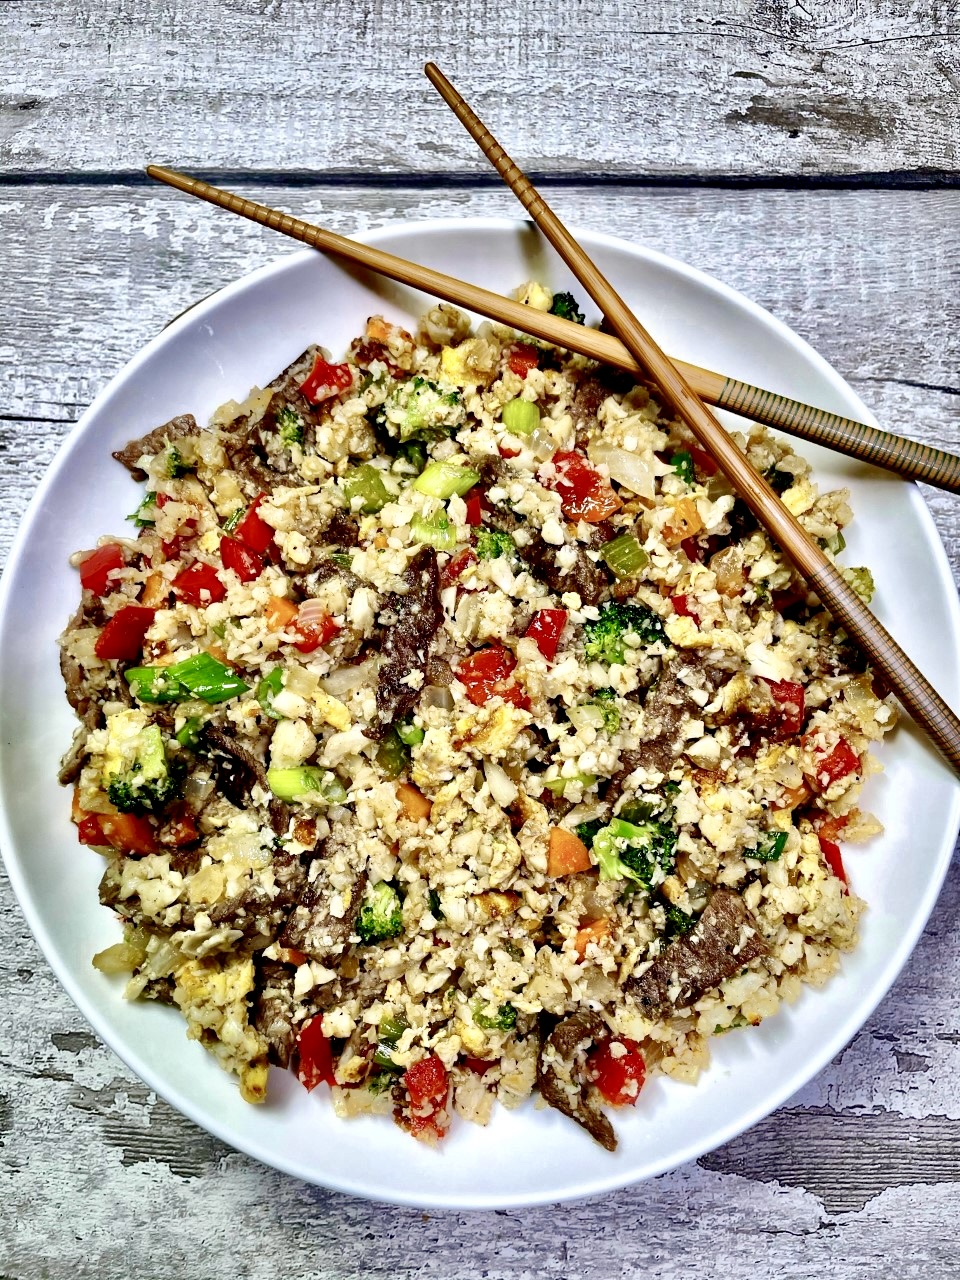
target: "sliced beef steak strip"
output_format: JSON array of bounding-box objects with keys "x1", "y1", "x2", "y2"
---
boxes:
[
  {"x1": 112, "y1": 414, "x2": 200, "y2": 481},
  {"x1": 369, "y1": 547, "x2": 443, "y2": 739},
  {"x1": 536, "y1": 1011, "x2": 617, "y2": 1152}
]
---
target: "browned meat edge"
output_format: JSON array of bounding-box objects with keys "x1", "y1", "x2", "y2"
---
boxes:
[{"x1": 627, "y1": 887, "x2": 768, "y2": 1019}]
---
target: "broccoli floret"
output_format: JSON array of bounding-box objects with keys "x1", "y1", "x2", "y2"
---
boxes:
[
  {"x1": 582, "y1": 601, "x2": 665, "y2": 665},
  {"x1": 590, "y1": 688, "x2": 620, "y2": 732},
  {"x1": 663, "y1": 902, "x2": 696, "y2": 937},
  {"x1": 378, "y1": 376, "x2": 465, "y2": 442},
  {"x1": 276, "y1": 405, "x2": 304, "y2": 447},
  {"x1": 575, "y1": 818, "x2": 605, "y2": 849},
  {"x1": 475, "y1": 528, "x2": 514, "y2": 560},
  {"x1": 549, "y1": 291, "x2": 586, "y2": 325},
  {"x1": 357, "y1": 881, "x2": 404, "y2": 944},
  {"x1": 473, "y1": 1002, "x2": 517, "y2": 1032},
  {"x1": 105, "y1": 724, "x2": 181, "y2": 814},
  {"x1": 593, "y1": 817, "x2": 677, "y2": 888},
  {"x1": 166, "y1": 445, "x2": 188, "y2": 479},
  {"x1": 764, "y1": 465, "x2": 795, "y2": 494}
]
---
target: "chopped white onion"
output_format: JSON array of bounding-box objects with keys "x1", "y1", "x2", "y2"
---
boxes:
[
  {"x1": 184, "y1": 773, "x2": 215, "y2": 809},
  {"x1": 298, "y1": 598, "x2": 332, "y2": 627},
  {"x1": 586, "y1": 440, "x2": 656, "y2": 499},
  {"x1": 528, "y1": 424, "x2": 557, "y2": 462},
  {"x1": 484, "y1": 761, "x2": 518, "y2": 807},
  {"x1": 422, "y1": 685, "x2": 455, "y2": 711},
  {"x1": 322, "y1": 657, "x2": 377, "y2": 699},
  {"x1": 286, "y1": 664, "x2": 321, "y2": 698}
]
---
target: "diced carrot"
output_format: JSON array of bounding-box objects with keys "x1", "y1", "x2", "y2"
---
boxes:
[
  {"x1": 397, "y1": 782, "x2": 432, "y2": 822},
  {"x1": 774, "y1": 782, "x2": 811, "y2": 811},
  {"x1": 366, "y1": 316, "x2": 393, "y2": 343},
  {"x1": 265, "y1": 596, "x2": 298, "y2": 631},
  {"x1": 662, "y1": 497, "x2": 704, "y2": 548},
  {"x1": 374, "y1": 534, "x2": 389, "y2": 550},
  {"x1": 547, "y1": 826, "x2": 592, "y2": 877},
  {"x1": 574, "y1": 917, "x2": 611, "y2": 959},
  {"x1": 141, "y1": 572, "x2": 171, "y2": 608}
]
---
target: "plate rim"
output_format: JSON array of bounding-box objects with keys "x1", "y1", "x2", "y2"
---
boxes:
[{"x1": 2, "y1": 214, "x2": 959, "y2": 1210}]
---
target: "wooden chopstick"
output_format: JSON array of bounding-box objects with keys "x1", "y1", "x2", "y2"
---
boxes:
[
  {"x1": 424, "y1": 61, "x2": 960, "y2": 781},
  {"x1": 145, "y1": 165, "x2": 960, "y2": 495}
]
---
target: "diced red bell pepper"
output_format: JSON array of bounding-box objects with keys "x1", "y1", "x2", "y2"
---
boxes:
[
  {"x1": 161, "y1": 515, "x2": 198, "y2": 561},
  {"x1": 524, "y1": 609, "x2": 568, "y2": 661},
  {"x1": 220, "y1": 536, "x2": 265, "y2": 584},
  {"x1": 457, "y1": 645, "x2": 531, "y2": 710},
  {"x1": 234, "y1": 495, "x2": 275, "y2": 555},
  {"x1": 462, "y1": 1056, "x2": 495, "y2": 1076},
  {"x1": 688, "y1": 444, "x2": 718, "y2": 477},
  {"x1": 441, "y1": 547, "x2": 477, "y2": 587},
  {"x1": 809, "y1": 736, "x2": 860, "y2": 791},
  {"x1": 402, "y1": 1054, "x2": 450, "y2": 1142},
  {"x1": 405, "y1": 1054, "x2": 449, "y2": 1108},
  {"x1": 300, "y1": 356, "x2": 354, "y2": 405},
  {"x1": 173, "y1": 561, "x2": 226, "y2": 606},
  {"x1": 507, "y1": 343, "x2": 539, "y2": 379},
  {"x1": 76, "y1": 813, "x2": 108, "y2": 846},
  {"x1": 94, "y1": 606, "x2": 156, "y2": 661},
  {"x1": 588, "y1": 1038, "x2": 646, "y2": 1107},
  {"x1": 818, "y1": 834, "x2": 848, "y2": 890},
  {"x1": 296, "y1": 1017, "x2": 336, "y2": 1091},
  {"x1": 464, "y1": 490, "x2": 486, "y2": 527},
  {"x1": 79, "y1": 544, "x2": 125, "y2": 597},
  {"x1": 98, "y1": 811, "x2": 159, "y2": 856},
  {"x1": 548, "y1": 451, "x2": 622, "y2": 523},
  {"x1": 671, "y1": 594, "x2": 701, "y2": 625},
  {"x1": 294, "y1": 611, "x2": 340, "y2": 654},
  {"x1": 681, "y1": 536, "x2": 704, "y2": 563},
  {"x1": 762, "y1": 678, "x2": 806, "y2": 739},
  {"x1": 498, "y1": 442, "x2": 521, "y2": 459}
]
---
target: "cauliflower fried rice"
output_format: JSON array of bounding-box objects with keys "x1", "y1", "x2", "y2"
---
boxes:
[{"x1": 58, "y1": 285, "x2": 896, "y2": 1150}]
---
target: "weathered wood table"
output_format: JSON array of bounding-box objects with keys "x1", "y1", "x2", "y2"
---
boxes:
[{"x1": 2, "y1": 3, "x2": 959, "y2": 1275}]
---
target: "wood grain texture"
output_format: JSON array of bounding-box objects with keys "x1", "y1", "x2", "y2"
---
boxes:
[
  {"x1": 2, "y1": 183, "x2": 960, "y2": 1274},
  {"x1": 1, "y1": 0, "x2": 959, "y2": 179}
]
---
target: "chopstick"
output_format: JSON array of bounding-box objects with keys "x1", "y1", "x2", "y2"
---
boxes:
[
  {"x1": 144, "y1": 164, "x2": 960, "y2": 495},
  {"x1": 423, "y1": 61, "x2": 960, "y2": 781}
]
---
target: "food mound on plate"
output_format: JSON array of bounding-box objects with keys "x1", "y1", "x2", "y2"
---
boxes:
[{"x1": 58, "y1": 285, "x2": 895, "y2": 1150}]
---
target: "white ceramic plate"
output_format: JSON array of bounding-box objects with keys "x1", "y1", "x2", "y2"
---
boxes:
[{"x1": 2, "y1": 219, "x2": 959, "y2": 1210}]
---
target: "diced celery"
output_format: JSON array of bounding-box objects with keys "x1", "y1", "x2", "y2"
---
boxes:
[
  {"x1": 267, "y1": 766, "x2": 347, "y2": 804},
  {"x1": 600, "y1": 533, "x2": 649, "y2": 579},
  {"x1": 501, "y1": 398, "x2": 539, "y2": 436},
  {"x1": 411, "y1": 511, "x2": 456, "y2": 550},
  {"x1": 375, "y1": 728, "x2": 410, "y2": 779},
  {"x1": 843, "y1": 565, "x2": 875, "y2": 604},
  {"x1": 413, "y1": 461, "x2": 480, "y2": 499},
  {"x1": 822, "y1": 529, "x2": 846, "y2": 555},
  {"x1": 543, "y1": 772, "x2": 598, "y2": 795},
  {"x1": 397, "y1": 721, "x2": 425, "y2": 746},
  {"x1": 344, "y1": 464, "x2": 390, "y2": 514},
  {"x1": 256, "y1": 667, "x2": 285, "y2": 719},
  {"x1": 175, "y1": 716, "x2": 204, "y2": 748}
]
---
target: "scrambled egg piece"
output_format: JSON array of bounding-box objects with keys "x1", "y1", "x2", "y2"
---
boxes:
[{"x1": 173, "y1": 957, "x2": 269, "y2": 1103}]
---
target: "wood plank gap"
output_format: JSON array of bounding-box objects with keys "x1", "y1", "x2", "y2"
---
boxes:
[{"x1": 2, "y1": 169, "x2": 960, "y2": 191}]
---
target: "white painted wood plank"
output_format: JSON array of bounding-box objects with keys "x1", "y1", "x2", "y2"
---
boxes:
[
  {"x1": 1, "y1": 0, "x2": 959, "y2": 177},
  {"x1": 2, "y1": 182, "x2": 960, "y2": 1275}
]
